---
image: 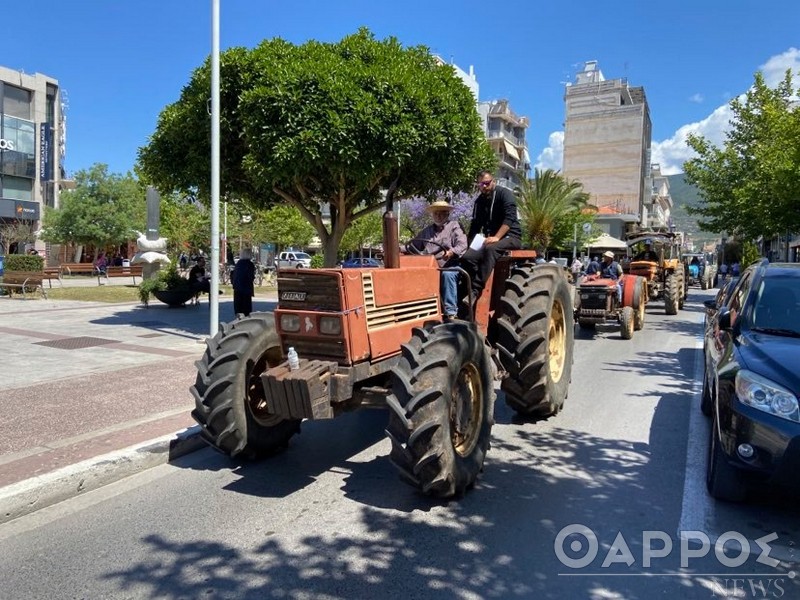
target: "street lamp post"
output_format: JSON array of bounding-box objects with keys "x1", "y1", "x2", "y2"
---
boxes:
[{"x1": 208, "y1": 0, "x2": 221, "y2": 336}]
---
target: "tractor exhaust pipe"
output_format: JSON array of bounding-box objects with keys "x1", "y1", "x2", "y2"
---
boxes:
[{"x1": 382, "y1": 176, "x2": 400, "y2": 269}]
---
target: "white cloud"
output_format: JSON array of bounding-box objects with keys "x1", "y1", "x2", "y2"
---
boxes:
[
  {"x1": 652, "y1": 47, "x2": 800, "y2": 175},
  {"x1": 534, "y1": 130, "x2": 563, "y2": 171},
  {"x1": 689, "y1": 93, "x2": 704, "y2": 103},
  {"x1": 650, "y1": 103, "x2": 732, "y2": 175}
]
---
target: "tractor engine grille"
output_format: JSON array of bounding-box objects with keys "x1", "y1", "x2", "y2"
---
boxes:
[
  {"x1": 277, "y1": 272, "x2": 342, "y2": 312},
  {"x1": 579, "y1": 290, "x2": 611, "y2": 310},
  {"x1": 362, "y1": 273, "x2": 439, "y2": 329}
]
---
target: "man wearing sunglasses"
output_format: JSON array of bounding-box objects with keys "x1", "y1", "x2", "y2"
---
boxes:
[{"x1": 460, "y1": 170, "x2": 522, "y2": 299}]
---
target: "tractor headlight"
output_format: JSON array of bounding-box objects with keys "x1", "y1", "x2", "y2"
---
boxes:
[
  {"x1": 319, "y1": 316, "x2": 342, "y2": 335},
  {"x1": 735, "y1": 370, "x2": 800, "y2": 422},
  {"x1": 279, "y1": 314, "x2": 300, "y2": 332}
]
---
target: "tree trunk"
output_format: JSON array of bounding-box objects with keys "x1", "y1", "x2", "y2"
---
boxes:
[{"x1": 73, "y1": 245, "x2": 84, "y2": 262}]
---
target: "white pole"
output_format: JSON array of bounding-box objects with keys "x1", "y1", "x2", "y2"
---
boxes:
[{"x1": 209, "y1": 0, "x2": 221, "y2": 336}]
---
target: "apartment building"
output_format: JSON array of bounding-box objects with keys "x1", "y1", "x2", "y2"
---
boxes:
[
  {"x1": 478, "y1": 99, "x2": 530, "y2": 189},
  {"x1": 0, "y1": 65, "x2": 66, "y2": 253},
  {"x1": 562, "y1": 61, "x2": 652, "y2": 239}
]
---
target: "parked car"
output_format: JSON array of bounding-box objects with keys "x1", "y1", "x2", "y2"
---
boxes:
[
  {"x1": 275, "y1": 251, "x2": 312, "y2": 269},
  {"x1": 702, "y1": 260, "x2": 800, "y2": 502},
  {"x1": 341, "y1": 257, "x2": 382, "y2": 268},
  {"x1": 702, "y1": 276, "x2": 740, "y2": 339}
]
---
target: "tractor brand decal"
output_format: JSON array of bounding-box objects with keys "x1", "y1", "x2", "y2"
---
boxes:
[{"x1": 280, "y1": 291, "x2": 307, "y2": 301}]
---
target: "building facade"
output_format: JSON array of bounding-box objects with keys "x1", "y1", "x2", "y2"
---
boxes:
[
  {"x1": 0, "y1": 66, "x2": 66, "y2": 254},
  {"x1": 478, "y1": 99, "x2": 530, "y2": 189},
  {"x1": 562, "y1": 61, "x2": 652, "y2": 238}
]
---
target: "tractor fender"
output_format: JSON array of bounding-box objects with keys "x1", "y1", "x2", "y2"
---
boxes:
[{"x1": 621, "y1": 274, "x2": 639, "y2": 307}]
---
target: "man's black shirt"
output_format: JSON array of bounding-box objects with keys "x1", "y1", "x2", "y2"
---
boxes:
[{"x1": 467, "y1": 185, "x2": 522, "y2": 241}]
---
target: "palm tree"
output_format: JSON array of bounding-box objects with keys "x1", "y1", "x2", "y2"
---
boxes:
[{"x1": 516, "y1": 168, "x2": 593, "y2": 252}]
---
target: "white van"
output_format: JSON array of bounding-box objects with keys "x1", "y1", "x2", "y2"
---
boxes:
[{"x1": 275, "y1": 251, "x2": 312, "y2": 269}]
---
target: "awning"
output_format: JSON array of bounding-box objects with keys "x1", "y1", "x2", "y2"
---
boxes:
[{"x1": 503, "y1": 140, "x2": 520, "y2": 161}]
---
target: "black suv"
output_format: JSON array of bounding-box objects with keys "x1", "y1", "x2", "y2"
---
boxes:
[{"x1": 703, "y1": 260, "x2": 800, "y2": 502}]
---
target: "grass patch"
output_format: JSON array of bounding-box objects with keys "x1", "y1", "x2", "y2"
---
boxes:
[{"x1": 44, "y1": 283, "x2": 275, "y2": 303}]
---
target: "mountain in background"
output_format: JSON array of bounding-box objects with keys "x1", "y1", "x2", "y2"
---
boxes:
[{"x1": 666, "y1": 173, "x2": 719, "y2": 249}]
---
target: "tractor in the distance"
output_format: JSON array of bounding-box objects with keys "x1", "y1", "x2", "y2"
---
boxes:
[
  {"x1": 682, "y1": 252, "x2": 717, "y2": 289},
  {"x1": 191, "y1": 206, "x2": 574, "y2": 498},
  {"x1": 575, "y1": 270, "x2": 647, "y2": 339},
  {"x1": 625, "y1": 231, "x2": 687, "y2": 315}
]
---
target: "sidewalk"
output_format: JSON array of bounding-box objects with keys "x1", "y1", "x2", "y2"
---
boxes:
[{"x1": 0, "y1": 283, "x2": 278, "y2": 524}]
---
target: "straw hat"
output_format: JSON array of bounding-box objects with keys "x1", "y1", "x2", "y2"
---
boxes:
[
  {"x1": 426, "y1": 200, "x2": 454, "y2": 213},
  {"x1": 603, "y1": 250, "x2": 615, "y2": 259}
]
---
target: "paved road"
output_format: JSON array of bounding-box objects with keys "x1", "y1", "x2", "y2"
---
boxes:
[
  {"x1": 1, "y1": 289, "x2": 798, "y2": 599},
  {"x1": 0, "y1": 282, "x2": 278, "y2": 522}
]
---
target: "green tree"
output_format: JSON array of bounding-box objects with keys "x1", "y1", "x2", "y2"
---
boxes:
[
  {"x1": 159, "y1": 194, "x2": 211, "y2": 256},
  {"x1": 258, "y1": 205, "x2": 315, "y2": 252},
  {"x1": 516, "y1": 169, "x2": 593, "y2": 253},
  {"x1": 340, "y1": 210, "x2": 382, "y2": 257},
  {"x1": 684, "y1": 70, "x2": 800, "y2": 241},
  {"x1": 41, "y1": 164, "x2": 144, "y2": 260},
  {"x1": 137, "y1": 28, "x2": 495, "y2": 266}
]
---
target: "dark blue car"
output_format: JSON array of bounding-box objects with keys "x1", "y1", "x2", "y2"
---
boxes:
[
  {"x1": 341, "y1": 257, "x2": 382, "y2": 268},
  {"x1": 703, "y1": 260, "x2": 800, "y2": 502}
]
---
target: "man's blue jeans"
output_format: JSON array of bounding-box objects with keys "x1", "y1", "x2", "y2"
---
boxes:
[{"x1": 440, "y1": 270, "x2": 459, "y2": 317}]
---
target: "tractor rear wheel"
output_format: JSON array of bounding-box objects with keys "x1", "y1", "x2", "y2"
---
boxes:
[
  {"x1": 386, "y1": 322, "x2": 495, "y2": 497},
  {"x1": 496, "y1": 264, "x2": 574, "y2": 418},
  {"x1": 620, "y1": 306, "x2": 635, "y2": 339},
  {"x1": 664, "y1": 273, "x2": 681, "y2": 315},
  {"x1": 191, "y1": 313, "x2": 301, "y2": 459},
  {"x1": 632, "y1": 277, "x2": 646, "y2": 331}
]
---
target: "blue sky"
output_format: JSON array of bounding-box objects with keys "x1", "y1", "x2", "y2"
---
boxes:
[{"x1": 5, "y1": 1, "x2": 800, "y2": 178}]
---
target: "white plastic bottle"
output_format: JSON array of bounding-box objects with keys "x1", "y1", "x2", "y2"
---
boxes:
[{"x1": 287, "y1": 347, "x2": 300, "y2": 371}]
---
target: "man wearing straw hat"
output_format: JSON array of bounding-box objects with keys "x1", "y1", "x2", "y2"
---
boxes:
[{"x1": 407, "y1": 199, "x2": 468, "y2": 320}]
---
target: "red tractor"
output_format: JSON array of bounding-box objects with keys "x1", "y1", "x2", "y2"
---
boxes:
[
  {"x1": 191, "y1": 210, "x2": 574, "y2": 498},
  {"x1": 575, "y1": 273, "x2": 647, "y2": 339}
]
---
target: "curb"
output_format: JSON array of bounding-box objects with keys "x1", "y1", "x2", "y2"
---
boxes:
[{"x1": 0, "y1": 426, "x2": 206, "y2": 525}]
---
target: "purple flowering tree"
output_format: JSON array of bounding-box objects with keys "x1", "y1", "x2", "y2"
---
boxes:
[{"x1": 399, "y1": 191, "x2": 474, "y2": 239}]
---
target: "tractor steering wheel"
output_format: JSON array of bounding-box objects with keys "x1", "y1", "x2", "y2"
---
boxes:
[{"x1": 404, "y1": 237, "x2": 448, "y2": 260}]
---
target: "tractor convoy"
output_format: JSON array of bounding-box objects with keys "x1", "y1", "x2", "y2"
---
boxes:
[{"x1": 189, "y1": 207, "x2": 704, "y2": 497}]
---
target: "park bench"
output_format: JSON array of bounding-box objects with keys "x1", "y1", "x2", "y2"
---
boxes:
[
  {"x1": 59, "y1": 263, "x2": 99, "y2": 276},
  {"x1": 98, "y1": 265, "x2": 143, "y2": 285},
  {"x1": 0, "y1": 271, "x2": 48, "y2": 300},
  {"x1": 43, "y1": 267, "x2": 63, "y2": 288}
]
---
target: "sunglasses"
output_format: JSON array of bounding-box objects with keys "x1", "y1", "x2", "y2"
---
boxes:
[{"x1": 478, "y1": 180, "x2": 493, "y2": 187}]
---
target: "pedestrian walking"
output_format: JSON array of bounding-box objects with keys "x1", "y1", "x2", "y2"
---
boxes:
[{"x1": 232, "y1": 248, "x2": 256, "y2": 317}]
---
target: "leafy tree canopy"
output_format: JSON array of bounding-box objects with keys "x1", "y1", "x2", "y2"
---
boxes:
[
  {"x1": 516, "y1": 168, "x2": 594, "y2": 253},
  {"x1": 684, "y1": 70, "x2": 800, "y2": 240},
  {"x1": 138, "y1": 28, "x2": 495, "y2": 266},
  {"x1": 258, "y1": 205, "x2": 316, "y2": 251},
  {"x1": 41, "y1": 164, "x2": 144, "y2": 254}
]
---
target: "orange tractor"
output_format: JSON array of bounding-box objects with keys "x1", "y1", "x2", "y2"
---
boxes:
[
  {"x1": 575, "y1": 272, "x2": 648, "y2": 339},
  {"x1": 191, "y1": 209, "x2": 574, "y2": 498}
]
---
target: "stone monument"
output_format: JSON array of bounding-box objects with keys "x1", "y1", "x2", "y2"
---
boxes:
[{"x1": 131, "y1": 186, "x2": 170, "y2": 279}]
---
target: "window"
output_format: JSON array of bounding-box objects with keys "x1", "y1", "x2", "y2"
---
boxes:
[
  {"x1": 1, "y1": 175, "x2": 33, "y2": 201},
  {"x1": 2, "y1": 85, "x2": 32, "y2": 120}
]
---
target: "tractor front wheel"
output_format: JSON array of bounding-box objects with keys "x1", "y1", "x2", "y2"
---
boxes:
[
  {"x1": 620, "y1": 306, "x2": 634, "y2": 340},
  {"x1": 496, "y1": 264, "x2": 574, "y2": 418},
  {"x1": 191, "y1": 313, "x2": 301, "y2": 459},
  {"x1": 386, "y1": 322, "x2": 495, "y2": 497}
]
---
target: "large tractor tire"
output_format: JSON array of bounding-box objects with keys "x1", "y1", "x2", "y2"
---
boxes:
[
  {"x1": 664, "y1": 273, "x2": 681, "y2": 315},
  {"x1": 496, "y1": 263, "x2": 574, "y2": 418},
  {"x1": 631, "y1": 276, "x2": 646, "y2": 331},
  {"x1": 700, "y1": 276, "x2": 708, "y2": 290},
  {"x1": 679, "y1": 272, "x2": 687, "y2": 309},
  {"x1": 620, "y1": 306, "x2": 635, "y2": 340},
  {"x1": 191, "y1": 313, "x2": 301, "y2": 459},
  {"x1": 386, "y1": 322, "x2": 495, "y2": 498}
]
